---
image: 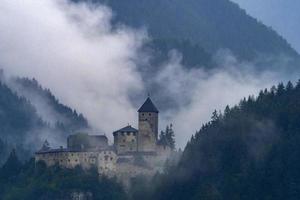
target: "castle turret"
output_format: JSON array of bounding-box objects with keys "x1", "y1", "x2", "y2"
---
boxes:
[
  {"x1": 137, "y1": 97, "x2": 159, "y2": 152},
  {"x1": 113, "y1": 125, "x2": 138, "y2": 154}
]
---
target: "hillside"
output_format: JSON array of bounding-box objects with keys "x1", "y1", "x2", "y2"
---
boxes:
[
  {"x1": 0, "y1": 82, "x2": 45, "y2": 163},
  {"x1": 0, "y1": 157, "x2": 126, "y2": 200},
  {"x1": 0, "y1": 77, "x2": 88, "y2": 164},
  {"x1": 80, "y1": 0, "x2": 299, "y2": 64},
  {"x1": 3, "y1": 80, "x2": 300, "y2": 199},
  {"x1": 12, "y1": 77, "x2": 88, "y2": 132},
  {"x1": 132, "y1": 81, "x2": 300, "y2": 200}
]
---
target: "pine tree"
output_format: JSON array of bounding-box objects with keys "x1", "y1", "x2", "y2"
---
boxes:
[
  {"x1": 211, "y1": 110, "x2": 219, "y2": 121},
  {"x1": 158, "y1": 124, "x2": 176, "y2": 150},
  {"x1": 0, "y1": 149, "x2": 22, "y2": 180},
  {"x1": 158, "y1": 130, "x2": 167, "y2": 146},
  {"x1": 165, "y1": 124, "x2": 176, "y2": 150}
]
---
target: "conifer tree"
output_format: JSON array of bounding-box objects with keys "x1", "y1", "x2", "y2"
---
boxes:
[
  {"x1": 158, "y1": 124, "x2": 176, "y2": 150},
  {"x1": 0, "y1": 149, "x2": 22, "y2": 180},
  {"x1": 165, "y1": 124, "x2": 176, "y2": 150}
]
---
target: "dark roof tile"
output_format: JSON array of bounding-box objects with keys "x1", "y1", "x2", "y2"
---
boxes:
[
  {"x1": 138, "y1": 97, "x2": 159, "y2": 113},
  {"x1": 113, "y1": 125, "x2": 138, "y2": 134}
]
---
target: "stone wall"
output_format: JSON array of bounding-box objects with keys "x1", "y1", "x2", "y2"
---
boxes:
[
  {"x1": 138, "y1": 121, "x2": 156, "y2": 152},
  {"x1": 67, "y1": 133, "x2": 108, "y2": 151},
  {"x1": 97, "y1": 150, "x2": 117, "y2": 174},
  {"x1": 35, "y1": 150, "x2": 117, "y2": 175},
  {"x1": 138, "y1": 112, "x2": 158, "y2": 139},
  {"x1": 114, "y1": 131, "x2": 137, "y2": 154},
  {"x1": 115, "y1": 158, "x2": 156, "y2": 187}
]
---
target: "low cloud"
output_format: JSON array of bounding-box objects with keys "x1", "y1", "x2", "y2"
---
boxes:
[
  {"x1": 156, "y1": 50, "x2": 283, "y2": 148},
  {"x1": 0, "y1": 0, "x2": 295, "y2": 150},
  {"x1": 0, "y1": 0, "x2": 145, "y2": 140}
]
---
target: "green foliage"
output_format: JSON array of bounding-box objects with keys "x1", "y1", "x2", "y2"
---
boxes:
[
  {"x1": 14, "y1": 77, "x2": 89, "y2": 132},
  {"x1": 0, "y1": 156, "x2": 126, "y2": 200},
  {"x1": 78, "y1": 0, "x2": 299, "y2": 63},
  {"x1": 145, "y1": 39, "x2": 213, "y2": 69},
  {"x1": 134, "y1": 80, "x2": 300, "y2": 200},
  {"x1": 0, "y1": 78, "x2": 88, "y2": 164},
  {"x1": 0, "y1": 149, "x2": 22, "y2": 183},
  {"x1": 158, "y1": 124, "x2": 176, "y2": 150}
]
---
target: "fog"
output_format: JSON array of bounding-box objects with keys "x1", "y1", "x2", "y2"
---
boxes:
[
  {"x1": 156, "y1": 50, "x2": 281, "y2": 147},
  {"x1": 0, "y1": 0, "x2": 145, "y2": 137},
  {"x1": 0, "y1": 0, "x2": 291, "y2": 149}
]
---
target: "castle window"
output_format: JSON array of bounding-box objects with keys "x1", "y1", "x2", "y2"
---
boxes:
[
  {"x1": 149, "y1": 113, "x2": 151, "y2": 116},
  {"x1": 68, "y1": 159, "x2": 70, "y2": 162},
  {"x1": 133, "y1": 133, "x2": 136, "y2": 136},
  {"x1": 110, "y1": 157, "x2": 113, "y2": 161},
  {"x1": 132, "y1": 139, "x2": 135, "y2": 142},
  {"x1": 127, "y1": 132, "x2": 130, "y2": 136},
  {"x1": 142, "y1": 113, "x2": 144, "y2": 116},
  {"x1": 75, "y1": 159, "x2": 78, "y2": 162},
  {"x1": 123, "y1": 139, "x2": 126, "y2": 142}
]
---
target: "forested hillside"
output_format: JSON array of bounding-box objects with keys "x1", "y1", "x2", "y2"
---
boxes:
[
  {"x1": 79, "y1": 0, "x2": 299, "y2": 64},
  {"x1": 129, "y1": 81, "x2": 300, "y2": 200},
  {"x1": 0, "y1": 77, "x2": 88, "y2": 164},
  {"x1": 3, "y1": 80, "x2": 300, "y2": 199},
  {"x1": 0, "y1": 153, "x2": 126, "y2": 200},
  {"x1": 0, "y1": 82, "x2": 45, "y2": 163},
  {"x1": 144, "y1": 39, "x2": 213, "y2": 69},
  {"x1": 13, "y1": 78, "x2": 88, "y2": 132}
]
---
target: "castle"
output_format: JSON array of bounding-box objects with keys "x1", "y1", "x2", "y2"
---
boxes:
[{"x1": 35, "y1": 97, "x2": 172, "y2": 180}]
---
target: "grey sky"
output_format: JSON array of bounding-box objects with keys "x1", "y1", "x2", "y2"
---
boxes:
[{"x1": 231, "y1": 0, "x2": 300, "y2": 53}]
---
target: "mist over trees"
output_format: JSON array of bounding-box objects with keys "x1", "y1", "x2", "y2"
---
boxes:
[
  {"x1": 3, "y1": 80, "x2": 300, "y2": 199},
  {"x1": 158, "y1": 124, "x2": 176, "y2": 150},
  {"x1": 0, "y1": 77, "x2": 88, "y2": 164},
  {"x1": 0, "y1": 152, "x2": 126, "y2": 200},
  {"x1": 78, "y1": 0, "x2": 299, "y2": 65},
  {"x1": 1, "y1": 0, "x2": 300, "y2": 199},
  {"x1": 129, "y1": 81, "x2": 300, "y2": 200}
]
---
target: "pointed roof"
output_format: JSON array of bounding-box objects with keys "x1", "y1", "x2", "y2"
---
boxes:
[
  {"x1": 138, "y1": 97, "x2": 159, "y2": 113},
  {"x1": 113, "y1": 125, "x2": 138, "y2": 134}
]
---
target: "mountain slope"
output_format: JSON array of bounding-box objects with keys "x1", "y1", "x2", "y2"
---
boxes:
[
  {"x1": 0, "y1": 81, "x2": 45, "y2": 163},
  {"x1": 82, "y1": 0, "x2": 299, "y2": 62},
  {"x1": 12, "y1": 78, "x2": 88, "y2": 132},
  {"x1": 0, "y1": 77, "x2": 89, "y2": 164},
  {"x1": 132, "y1": 81, "x2": 300, "y2": 200}
]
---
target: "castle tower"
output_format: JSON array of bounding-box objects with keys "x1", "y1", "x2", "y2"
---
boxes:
[
  {"x1": 113, "y1": 125, "x2": 138, "y2": 155},
  {"x1": 137, "y1": 97, "x2": 159, "y2": 152}
]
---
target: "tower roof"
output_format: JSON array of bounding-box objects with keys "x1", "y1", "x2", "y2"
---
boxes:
[
  {"x1": 138, "y1": 97, "x2": 159, "y2": 113},
  {"x1": 113, "y1": 125, "x2": 138, "y2": 134}
]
